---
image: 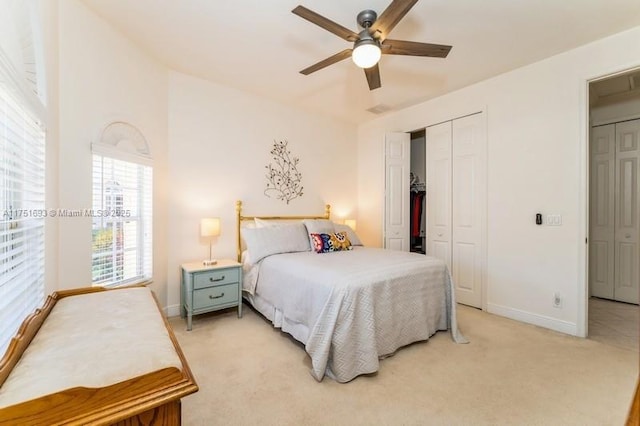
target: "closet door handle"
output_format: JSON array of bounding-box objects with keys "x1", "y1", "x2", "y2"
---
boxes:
[
  {"x1": 437, "y1": 232, "x2": 443, "y2": 237},
  {"x1": 625, "y1": 233, "x2": 631, "y2": 239}
]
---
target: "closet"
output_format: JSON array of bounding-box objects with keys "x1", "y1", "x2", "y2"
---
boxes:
[
  {"x1": 589, "y1": 118, "x2": 640, "y2": 304},
  {"x1": 425, "y1": 113, "x2": 486, "y2": 308},
  {"x1": 383, "y1": 112, "x2": 486, "y2": 308}
]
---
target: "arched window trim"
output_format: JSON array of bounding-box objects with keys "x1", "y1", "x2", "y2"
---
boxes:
[{"x1": 92, "y1": 121, "x2": 153, "y2": 167}]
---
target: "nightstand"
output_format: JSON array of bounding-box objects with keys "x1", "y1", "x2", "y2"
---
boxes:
[{"x1": 180, "y1": 259, "x2": 242, "y2": 331}]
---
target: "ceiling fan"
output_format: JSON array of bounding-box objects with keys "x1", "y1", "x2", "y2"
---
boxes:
[{"x1": 292, "y1": 0, "x2": 452, "y2": 91}]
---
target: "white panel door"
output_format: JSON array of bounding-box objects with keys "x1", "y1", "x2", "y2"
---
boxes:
[
  {"x1": 452, "y1": 113, "x2": 485, "y2": 308},
  {"x1": 614, "y1": 119, "x2": 640, "y2": 304},
  {"x1": 384, "y1": 132, "x2": 410, "y2": 251},
  {"x1": 589, "y1": 124, "x2": 615, "y2": 299},
  {"x1": 426, "y1": 122, "x2": 452, "y2": 269}
]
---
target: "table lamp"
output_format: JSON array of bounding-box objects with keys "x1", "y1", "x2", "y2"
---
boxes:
[
  {"x1": 344, "y1": 219, "x2": 357, "y2": 231},
  {"x1": 200, "y1": 218, "x2": 220, "y2": 265}
]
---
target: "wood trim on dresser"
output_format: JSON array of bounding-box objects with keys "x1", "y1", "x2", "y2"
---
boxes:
[
  {"x1": 0, "y1": 284, "x2": 198, "y2": 426},
  {"x1": 0, "y1": 292, "x2": 59, "y2": 387}
]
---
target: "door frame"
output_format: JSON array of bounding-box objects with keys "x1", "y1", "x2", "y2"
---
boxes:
[{"x1": 581, "y1": 64, "x2": 640, "y2": 338}]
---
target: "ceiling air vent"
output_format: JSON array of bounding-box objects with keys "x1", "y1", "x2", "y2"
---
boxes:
[{"x1": 366, "y1": 104, "x2": 393, "y2": 114}]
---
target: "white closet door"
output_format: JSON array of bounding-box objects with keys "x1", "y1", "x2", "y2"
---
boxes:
[
  {"x1": 614, "y1": 119, "x2": 640, "y2": 304},
  {"x1": 426, "y1": 122, "x2": 452, "y2": 270},
  {"x1": 384, "y1": 132, "x2": 410, "y2": 251},
  {"x1": 589, "y1": 124, "x2": 615, "y2": 300},
  {"x1": 452, "y1": 114, "x2": 485, "y2": 308}
]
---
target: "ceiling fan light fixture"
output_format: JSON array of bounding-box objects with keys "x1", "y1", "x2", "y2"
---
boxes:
[
  {"x1": 352, "y1": 39, "x2": 381, "y2": 69},
  {"x1": 293, "y1": 2, "x2": 452, "y2": 90}
]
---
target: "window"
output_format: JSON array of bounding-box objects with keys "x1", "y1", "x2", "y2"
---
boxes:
[
  {"x1": 0, "y1": 79, "x2": 46, "y2": 356},
  {"x1": 0, "y1": 0, "x2": 47, "y2": 355},
  {"x1": 91, "y1": 154, "x2": 152, "y2": 286}
]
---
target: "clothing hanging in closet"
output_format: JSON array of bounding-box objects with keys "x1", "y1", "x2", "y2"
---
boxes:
[{"x1": 410, "y1": 190, "x2": 425, "y2": 238}]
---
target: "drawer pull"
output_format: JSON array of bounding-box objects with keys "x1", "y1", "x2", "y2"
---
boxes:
[
  {"x1": 210, "y1": 275, "x2": 225, "y2": 282},
  {"x1": 209, "y1": 292, "x2": 225, "y2": 300}
]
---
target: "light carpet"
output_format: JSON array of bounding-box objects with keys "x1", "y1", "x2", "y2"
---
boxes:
[{"x1": 169, "y1": 304, "x2": 638, "y2": 425}]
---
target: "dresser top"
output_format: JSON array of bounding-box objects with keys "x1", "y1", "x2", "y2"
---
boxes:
[{"x1": 181, "y1": 259, "x2": 241, "y2": 274}]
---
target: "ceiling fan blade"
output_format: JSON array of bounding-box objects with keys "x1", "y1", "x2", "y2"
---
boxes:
[
  {"x1": 364, "y1": 64, "x2": 381, "y2": 90},
  {"x1": 300, "y1": 49, "x2": 353, "y2": 75},
  {"x1": 292, "y1": 5, "x2": 359, "y2": 42},
  {"x1": 370, "y1": 0, "x2": 419, "y2": 41},
  {"x1": 381, "y1": 39, "x2": 452, "y2": 57}
]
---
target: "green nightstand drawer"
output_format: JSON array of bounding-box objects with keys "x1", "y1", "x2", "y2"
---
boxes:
[
  {"x1": 193, "y1": 268, "x2": 239, "y2": 289},
  {"x1": 193, "y1": 283, "x2": 239, "y2": 310}
]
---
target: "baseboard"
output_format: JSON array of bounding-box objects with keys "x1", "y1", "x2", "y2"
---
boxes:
[
  {"x1": 164, "y1": 304, "x2": 181, "y2": 318},
  {"x1": 487, "y1": 303, "x2": 578, "y2": 336}
]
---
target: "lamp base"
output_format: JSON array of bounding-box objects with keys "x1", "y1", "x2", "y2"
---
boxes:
[{"x1": 202, "y1": 259, "x2": 218, "y2": 266}]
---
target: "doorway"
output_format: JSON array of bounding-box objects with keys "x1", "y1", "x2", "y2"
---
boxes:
[{"x1": 587, "y1": 69, "x2": 640, "y2": 351}]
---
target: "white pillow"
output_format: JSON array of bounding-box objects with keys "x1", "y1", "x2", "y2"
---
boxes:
[
  {"x1": 243, "y1": 223, "x2": 310, "y2": 264},
  {"x1": 254, "y1": 218, "x2": 299, "y2": 227},
  {"x1": 254, "y1": 218, "x2": 272, "y2": 228},
  {"x1": 302, "y1": 219, "x2": 335, "y2": 248},
  {"x1": 334, "y1": 223, "x2": 363, "y2": 246}
]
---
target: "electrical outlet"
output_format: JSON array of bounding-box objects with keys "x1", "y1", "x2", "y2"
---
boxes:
[{"x1": 553, "y1": 292, "x2": 563, "y2": 308}]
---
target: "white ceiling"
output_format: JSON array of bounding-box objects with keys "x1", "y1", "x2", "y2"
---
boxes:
[{"x1": 82, "y1": 0, "x2": 640, "y2": 124}]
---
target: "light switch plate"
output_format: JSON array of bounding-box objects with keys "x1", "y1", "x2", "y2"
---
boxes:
[{"x1": 546, "y1": 214, "x2": 562, "y2": 226}]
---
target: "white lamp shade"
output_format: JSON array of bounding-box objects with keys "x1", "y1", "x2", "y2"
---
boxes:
[
  {"x1": 200, "y1": 218, "x2": 220, "y2": 237},
  {"x1": 344, "y1": 219, "x2": 357, "y2": 231},
  {"x1": 352, "y1": 42, "x2": 381, "y2": 69}
]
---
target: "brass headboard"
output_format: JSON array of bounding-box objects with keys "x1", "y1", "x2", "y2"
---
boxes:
[{"x1": 236, "y1": 200, "x2": 331, "y2": 262}]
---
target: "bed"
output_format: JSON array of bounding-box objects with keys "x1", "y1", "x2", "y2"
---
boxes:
[{"x1": 236, "y1": 201, "x2": 467, "y2": 383}]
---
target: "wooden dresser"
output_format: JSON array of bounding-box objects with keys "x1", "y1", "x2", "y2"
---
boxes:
[{"x1": 0, "y1": 286, "x2": 198, "y2": 425}]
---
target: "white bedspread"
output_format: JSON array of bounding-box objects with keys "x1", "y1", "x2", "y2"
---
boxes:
[{"x1": 251, "y1": 247, "x2": 468, "y2": 382}]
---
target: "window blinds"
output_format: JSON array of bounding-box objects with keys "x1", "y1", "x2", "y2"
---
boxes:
[
  {"x1": 91, "y1": 155, "x2": 152, "y2": 286},
  {"x1": 0, "y1": 77, "x2": 45, "y2": 356}
]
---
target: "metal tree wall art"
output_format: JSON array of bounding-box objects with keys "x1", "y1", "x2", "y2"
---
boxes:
[{"x1": 264, "y1": 140, "x2": 303, "y2": 204}]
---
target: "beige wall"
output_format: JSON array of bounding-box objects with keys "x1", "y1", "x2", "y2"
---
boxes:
[
  {"x1": 165, "y1": 71, "x2": 358, "y2": 315},
  {"x1": 51, "y1": 1, "x2": 358, "y2": 315},
  {"x1": 357, "y1": 26, "x2": 640, "y2": 337},
  {"x1": 56, "y1": 0, "x2": 170, "y2": 306},
  {"x1": 47, "y1": 0, "x2": 640, "y2": 335}
]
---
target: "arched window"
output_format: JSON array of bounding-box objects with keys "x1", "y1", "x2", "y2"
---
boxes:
[{"x1": 91, "y1": 122, "x2": 152, "y2": 287}]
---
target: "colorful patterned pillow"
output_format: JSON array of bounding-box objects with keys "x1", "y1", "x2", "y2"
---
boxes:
[{"x1": 310, "y1": 232, "x2": 353, "y2": 253}]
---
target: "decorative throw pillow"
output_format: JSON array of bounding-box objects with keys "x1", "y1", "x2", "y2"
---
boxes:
[
  {"x1": 310, "y1": 232, "x2": 353, "y2": 253},
  {"x1": 303, "y1": 219, "x2": 335, "y2": 248},
  {"x1": 333, "y1": 223, "x2": 363, "y2": 246}
]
